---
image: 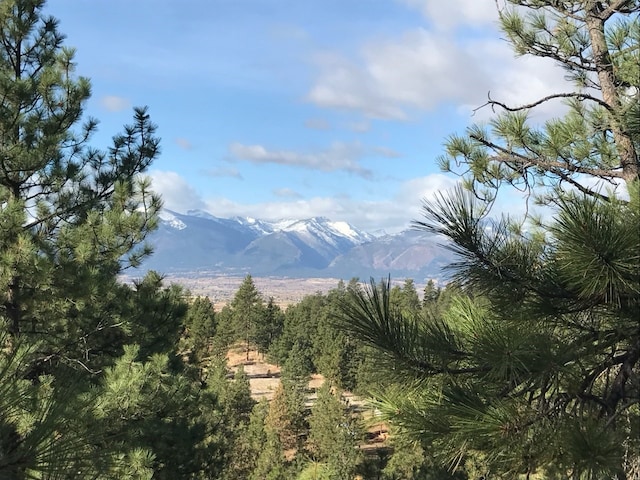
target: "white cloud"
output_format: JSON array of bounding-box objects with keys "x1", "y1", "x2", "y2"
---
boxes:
[
  {"x1": 100, "y1": 95, "x2": 131, "y2": 112},
  {"x1": 228, "y1": 141, "x2": 399, "y2": 178},
  {"x1": 149, "y1": 171, "x2": 206, "y2": 213},
  {"x1": 203, "y1": 173, "x2": 458, "y2": 234},
  {"x1": 458, "y1": 39, "x2": 570, "y2": 121},
  {"x1": 374, "y1": 146, "x2": 401, "y2": 158},
  {"x1": 399, "y1": 174, "x2": 458, "y2": 205},
  {"x1": 308, "y1": 22, "x2": 570, "y2": 121},
  {"x1": 148, "y1": 170, "x2": 542, "y2": 234},
  {"x1": 400, "y1": 0, "x2": 498, "y2": 30}
]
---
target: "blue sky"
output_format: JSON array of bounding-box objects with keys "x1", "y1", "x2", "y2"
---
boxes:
[{"x1": 47, "y1": 0, "x2": 568, "y2": 233}]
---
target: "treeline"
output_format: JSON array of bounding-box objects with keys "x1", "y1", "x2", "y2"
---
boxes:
[{"x1": 180, "y1": 273, "x2": 463, "y2": 479}]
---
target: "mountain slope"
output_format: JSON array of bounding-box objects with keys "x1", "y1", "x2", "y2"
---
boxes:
[{"x1": 140, "y1": 210, "x2": 453, "y2": 279}]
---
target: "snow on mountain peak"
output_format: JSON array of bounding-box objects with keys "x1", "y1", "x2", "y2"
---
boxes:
[
  {"x1": 328, "y1": 221, "x2": 359, "y2": 240},
  {"x1": 158, "y1": 209, "x2": 372, "y2": 245},
  {"x1": 159, "y1": 210, "x2": 187, "y2": 230}
]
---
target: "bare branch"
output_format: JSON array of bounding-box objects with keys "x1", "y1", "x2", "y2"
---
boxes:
[
  {"x1": 552, "y1": 167, "x2": 612, "y2": 202},
  {"x1": 473, "y1": 91, "x2": 613, "y2": 115}
]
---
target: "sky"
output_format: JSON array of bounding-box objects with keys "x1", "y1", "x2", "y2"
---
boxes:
[{"x1": 46, "y1": 0, "x2": 570, "y2": 234}]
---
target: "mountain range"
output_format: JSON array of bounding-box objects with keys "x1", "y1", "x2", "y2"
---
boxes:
[{"x1": 137, "y1": 210, "x2": 455, "y2": 280}]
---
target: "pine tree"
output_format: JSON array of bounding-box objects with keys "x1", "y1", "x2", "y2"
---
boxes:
[
  {"x1": 422, "y1": 280, "x2": 440, "y2": 309},
  {"x1": 0, "y1": 0, "x2": 161, "y2": 362},
  {"x1": 266, "y1": 382, "x2": 299, "y2": 451},
  {"x1": 337, "y1": 1, "x2": 639, "y2": 478},
  {"x1": 439, "y1": 0, "x2": 638, "y2": 203},
  {"x1": 307, "y1": 382, "x2": 362, "y2": 480},
  {"x1": 0, "y1": 3, "x2": 237, "y2": 478},
  {"x1": 269, "y1": 292, "x2": 324, "y2": 367},
  {"x1": 0, "y1": 331, "x2": 109, "y2": 479},
  {"x1": 182, "y1": 296, "x2": 217, "y2": 365},
  {"x1": 390, "y1": 279, "x2": 421, "y2": 319},
  {"x1": 251, "y1": 399, "x2": 288, "y2": 480},
  {"x1": 280, "y1": 342, "x2": 313, "y2": 451},
  {"x1": 254, "y1": 296, "x2": 284, "y2": 357},
  {"x1": 228, "y1": 274, "x2": 265, "y2": 361}
]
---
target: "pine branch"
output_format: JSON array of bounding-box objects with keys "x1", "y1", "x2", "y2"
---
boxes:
[
  {"x1": 470, "y1": 133, "x2": 627, "y2": 179},
  {"x1": 474, "y1": 91, "x2": 615, "y2": 114}
]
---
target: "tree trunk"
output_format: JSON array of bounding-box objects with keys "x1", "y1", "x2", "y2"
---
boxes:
[{"x1": 585, "y1": 10, "x2": 638, "y2": 184}]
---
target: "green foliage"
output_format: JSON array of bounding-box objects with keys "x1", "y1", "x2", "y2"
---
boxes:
[
  {"x1": 336, "y1": 3, "x2": 639, "y2": 476},
  {"x1": 270, "y1": 293, "x2": 326, "y2": 367},
  {"x1": 297, "y1": 461, "x2": 333, "y2": 480},
  {"x1": 439, "y1": 1, "x2": 638, "y2": 201},
  {"x1": 255, "y1": 297, "x2": 284, "y2": 355},
  {"x1": 272, "y1": 286, "x2": 367, "y2": 392},
  {"x1": 94, "y1": 345, "x2": 223, "y2": 480},
  {"x1": 251, "y1": 400, "x2": 289, "y2": 480},
  {"x1": 0, "y1": 2, "x2": 237, "y2": 478},
  {"x1": 390, "y1": 279, "x2": 421, "y2": 317},
  {"x1": 225, "y1": 274, "x2": 266, "y2": 360},
  {"x1": 338, "y1": 187, "x2": 640, "y2": 478},
  {"x1": 306, "y1": 382, "x2": 362, "y2": 480},
  {"x1": 422, "y1": 279, "x2": 440, "y2": 309},
  {"x1": 0, "y1": 334, "x2": 103, "y2": 479},
  {"x1": 0, "y1": 0, "x2": 162, "y2": 366},
  {"x1": 381, "y1": 432, "x2": 463, "y2": 480},
  {"x1": 266, "y1": 382, "x2": 300, "y2": 451},
  {"x1": 182, "y1": 296, "x2": 217, "y2": 364}
]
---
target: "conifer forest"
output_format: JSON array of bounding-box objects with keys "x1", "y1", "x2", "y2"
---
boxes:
[{"x1": 0, "y1": 0, "x2": 638, "y2": 479}]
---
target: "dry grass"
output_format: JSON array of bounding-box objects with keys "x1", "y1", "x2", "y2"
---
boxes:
[{"x1": 224, "y1": 344, "x2": 390, "y2": 455}]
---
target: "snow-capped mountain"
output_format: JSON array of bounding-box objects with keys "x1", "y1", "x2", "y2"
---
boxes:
[
  {"x1": 140, "y1": 209, "x2": 453, "y2": 279},
  {"x1": 158, "y1": 210, "x2": 187, "y2": 230}
]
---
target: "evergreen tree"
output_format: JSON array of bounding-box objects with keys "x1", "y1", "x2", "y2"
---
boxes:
[
  {"x1": 254, "y1": 296, "x2": 284, "y2": 357},
  {"x1": 0, "y1": 0, "x2": 161, "y2": 350},
  {"x1": 211, "y1": 304, "x2": 235, "y2": 355},
  {"x1": 207, "y1": 364, "x2": 258, "y2": 480},
  {"x1": 0, "y1": 331, "x2": 110, "y2": 479},
  {"x1": 228, "y1": 274, "x2": 265, "y2": 361},
  {"x1": 390, "y1": 279, "x2": 421, "y2": 320},
  {"x1": 252, "y1": 399, "x2": 288, "y2": 480},
  {"x1": 182, "y1": 296, "x2": 217, "y2": 365},
  {"x1": 270, "y1": 293, "x2": 324, "y2": 367},
  {"x1": 400, "y1": 279, "x2": 421, "y2": 313},
  {"x1": 337, "y1": 1, "x2": 639, "y2": 478},
  {"x1": 266, "y1": 382, "x2": 299, "y2": 451},
  {"x1": 95, "y1": 345, "x2": 217, "y2": 480},
  {"x1": 422, "y1": 280, "x2": 440, "y2": 309},
  {"x1": 439, "y1": 1, "x2": 638, "y2": 203},
  {"x1": 307, "y1": 382, "x2": 362, "y2": 480},
  {"x1": 0, "y1": 3, "x2": 236, "y2": 478},
  {"x1": 280, "y1": 342, "x2": 313, "y2": 450},
  {"x1": 297, "y1": 461, "x2": 332, "y2": 480}
]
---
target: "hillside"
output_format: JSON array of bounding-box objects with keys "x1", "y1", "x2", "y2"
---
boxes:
[{"x1": 138, "y1": 210, "x2": 454, "y2": 281}]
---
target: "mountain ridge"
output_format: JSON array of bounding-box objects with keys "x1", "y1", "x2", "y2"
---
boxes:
[{"x1": 142, "y1": 210, "x2": 454, "y2": 280}]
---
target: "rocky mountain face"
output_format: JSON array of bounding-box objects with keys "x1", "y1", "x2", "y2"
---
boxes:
[{"x1": 138, "y1": 210, "x2": 454, "y2": 280}]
